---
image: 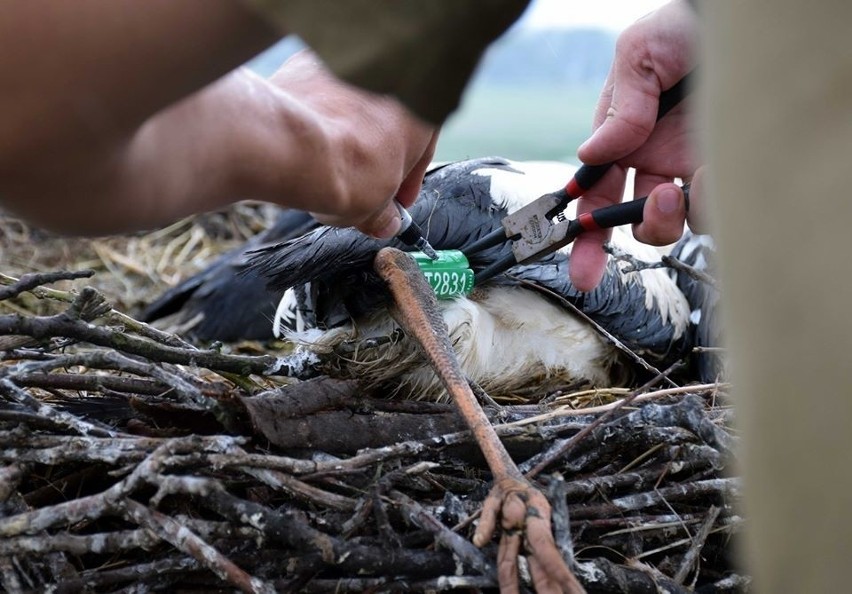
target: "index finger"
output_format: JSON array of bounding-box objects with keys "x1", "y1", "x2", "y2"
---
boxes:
[{"x1": 568, "y1": 163, "x2": 627, "y2": 291}]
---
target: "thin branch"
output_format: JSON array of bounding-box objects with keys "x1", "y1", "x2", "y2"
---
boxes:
[
  {"x1": 524, "y1": 362, "x2": 693, "y2": 478},
  {"x1": 603, "y1": 243, "x2": 718, "y2": 289},
  {"x1": 390, "y1": 489, "x2": 495, "y2": 579},
  {"x1": 0, "y1": 312, "x2": 292, "y2": 376},
  {"x1": 0, "y1": 270, "x2": 95, "y2": 301},
  {"x1": 673, "y1": 505, "x2": 722, "y2": 584},
  {"x1": 119, "y1": 498, "x2": 276, "y2": 594},
  {"x1": 662, "y1": 254, "x2": 718, "y2": 288},
  {"x1": 0, "y1": 378, "x2": 119, "y2": 438}
]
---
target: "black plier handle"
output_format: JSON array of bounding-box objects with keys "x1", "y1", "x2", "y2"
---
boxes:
[{"x1": 464, "y1": 72, "x2": 693, "y2": 286}]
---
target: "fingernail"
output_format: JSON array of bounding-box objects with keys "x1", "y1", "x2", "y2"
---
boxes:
[
  {"x1": 656, "y1": 187, "x2": 681, "y2": 214},
  {"x1": 371, "y1": 214, "x2": 401, "y2": 239}
]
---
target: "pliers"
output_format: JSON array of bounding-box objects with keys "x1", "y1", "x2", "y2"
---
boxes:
[{"x1": 465, "y1": 73, "x2": 693, "y2": 286}]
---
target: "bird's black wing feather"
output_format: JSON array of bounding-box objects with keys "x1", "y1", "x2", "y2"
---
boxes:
[
  {"x1": 669, "y1": 231, "x2": 722, "y2": 381},
  {"x1": 248, "y1": 157, "x2": 522, "y2": 325},
  {"x1": 140, "y1": 209, "x2": 316, "y2": 341}
]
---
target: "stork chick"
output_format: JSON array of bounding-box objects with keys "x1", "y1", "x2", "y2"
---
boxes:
[{"x1": 253, "y1": 157, "x2": 692, "y2": 401}]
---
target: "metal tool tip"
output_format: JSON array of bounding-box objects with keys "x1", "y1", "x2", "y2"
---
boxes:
[{"x1": 420, "y1": 241, "x2": 440, "y2": 261}]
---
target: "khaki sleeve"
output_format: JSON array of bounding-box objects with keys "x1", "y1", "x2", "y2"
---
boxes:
[{"x1": 241, "y1": 0, "x2": 530, "y2": 124}]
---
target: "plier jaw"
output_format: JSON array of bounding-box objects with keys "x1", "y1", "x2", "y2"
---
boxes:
[
  {"x1": 502, "y1": 189, "x2": 574, "y2": 264},
  {"x1": 463, "y1": 189, "x2": 570, "y2": 264},
  {"x1": 465, "y1": 189, "x2": 576, "y2": 286}
]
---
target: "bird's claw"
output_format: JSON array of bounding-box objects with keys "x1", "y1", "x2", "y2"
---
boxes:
[{"x1": 474, "y1": 476, "x2": 585, "y2": 594}]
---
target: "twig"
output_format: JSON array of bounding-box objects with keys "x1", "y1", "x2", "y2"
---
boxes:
[
  {"x1": 0, "y1": 378, "x2": 118, "y2": 438},
  {"x1": 559, "y1": 452, "x2": 721, "y2": 500},
  {"x1": 662, "y1": 254, "x2": 718, "y2": 288},
  {"x1": 57, "y1": 557, "x2": 201, "y2": 593},
  {"x1": 547, "y1": 474, "x2": 578, "y2": 569},
  {"x1": 502, "y1": 382, "x2": 728, "y2": 428},
  {"x1": 0, "y1": 312, "x2": 292, "y2": 376},
  {"x1": 674, "y1": 505, "x2": 722, "y2": 584},
  {"x1": 390, "y1": 489, "x2": 495, "y2": 580},
  {"x1": 575, "y1": 556, "x2": 691, "y2": 594},
  {"x1": 4, "y1": 351, "x2": 206, "y2": 407},
  {"x1": 119, "y1": 498, "x2": 276, "y2": 594},
  {"x1": 0, "y1": 529, "x2": 158, "y2": 555},
  {"x1": 0, "y1": 270, "x2": 95, "y2": 301},
  {"x1": 239, "y1": 467, "x2": 357, "y2": 511},
  {"x1": 10, "y1": 371, "x2": 167, "y2": 395},
  {"x1": 571, "y1": 477, "x2": 740, "y2": 519},
  {"x1": 524, "y1": 361, "x2": 691, "y2": 478},
  {"x1": 603, "y1": 243, "x2": 718, "y2": 289},
  {"x1": 291, "y1": 575, "x2": 497, "y2": 593},
  {"x1": 204, "y1": 489, "x2": 457, "y2": 579},
  {"x1": 0, "y1": 436, "x2": 242, "y2": 537},
  {"x1": 0, "y1": 464, "x2": 28, "y2": 502}
]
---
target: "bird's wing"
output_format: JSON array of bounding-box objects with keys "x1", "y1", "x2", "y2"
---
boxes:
[
  {"x1": 669, "y1": 230, "x2": 723, "y2": 380},
  {"x1": 509, "y1": 253, "x2": 692, "y2": 363},
  {"x1": 247, "y1": 157, "x2": 529, "y2": 328},
  {"x1": 140, "y1": 209, "x2": 316, "y2": 341},
  {"x1": 249, "y1": 157, "x2": 524, "y2": 289}
]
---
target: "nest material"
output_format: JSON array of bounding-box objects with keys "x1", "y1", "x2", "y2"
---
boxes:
[{"x1": 0, "y1": 207, "x2": 746, "y2": 593}]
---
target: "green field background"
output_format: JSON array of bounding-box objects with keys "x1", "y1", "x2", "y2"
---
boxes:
[{"x1": 434, "y1": 84, "x2": 600, "y2": 164}]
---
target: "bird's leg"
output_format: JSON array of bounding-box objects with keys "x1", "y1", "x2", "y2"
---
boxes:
[{"x1": 374, "y1": 247, "x2": 585, "y2": 594}]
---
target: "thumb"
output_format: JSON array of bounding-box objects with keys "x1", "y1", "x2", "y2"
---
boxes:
[
  {"x1": 355, "y1": 201, "x2": 402, "y2": 239},
  {"x1": 633, "y1": 183, "x2": 688, "y2": 246}
]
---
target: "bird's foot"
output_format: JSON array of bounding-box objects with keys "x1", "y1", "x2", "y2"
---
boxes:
[{"x1": 474, "y1": 475, "x2": 585, "y2": 594}]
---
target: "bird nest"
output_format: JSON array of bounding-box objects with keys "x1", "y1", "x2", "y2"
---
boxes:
[{"x1": 0, "y1": 207, "x2": 746, "y2": 593}]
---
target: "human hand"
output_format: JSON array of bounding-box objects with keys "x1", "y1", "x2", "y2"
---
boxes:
[
  {"x1": 571, "y1": 0, "x2": 702, "y2": 291},
  {"x1": 265, "y1": 51, "x2": 439, "y2": 239}
]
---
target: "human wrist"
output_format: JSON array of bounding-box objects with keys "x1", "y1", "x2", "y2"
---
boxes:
[{"x1": 221, "y1": 72, "x2": 344, "y2": 214}]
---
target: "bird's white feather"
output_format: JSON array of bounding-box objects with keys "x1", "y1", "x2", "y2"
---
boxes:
[
  {"x1": 473, "y1": 161, "x2": 579, "y2": 213},
  {"x1": 281, "y1": 286, "x2": 624, "y2": 401},
  {"x1": 272, "y1": 288, "x2": 300, "y2": 337}
]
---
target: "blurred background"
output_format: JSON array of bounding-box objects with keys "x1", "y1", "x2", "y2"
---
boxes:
[{"x1": 247, "y1": 0, "x2": 666, "y2": 163}]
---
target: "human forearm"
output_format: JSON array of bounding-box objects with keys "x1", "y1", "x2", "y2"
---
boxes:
[
  {"x1": 0, "y1": 0, "x2": 277, "y2": 181},
  {"x1": 0, "y1": 0, "x2": 440, "y2": 237},
  {"x1": 179, "y1": 55, "x2": 438, "y2": 236},
  {"x1": 1, "y1": 53, "x2": 437, "y2": 236},
  {"x1": 0, "y1": 68, "x2": 330, "y2": 233}
]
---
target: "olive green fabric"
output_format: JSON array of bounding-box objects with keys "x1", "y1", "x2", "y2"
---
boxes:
[{"x1": 241, "y1": 0, "x2": 530, "y2": 124}]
